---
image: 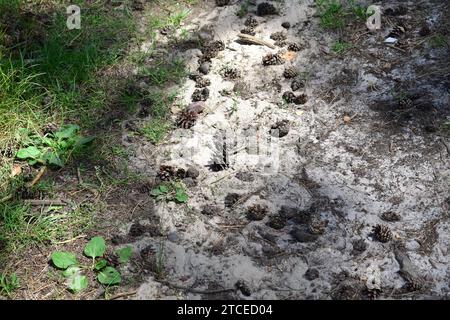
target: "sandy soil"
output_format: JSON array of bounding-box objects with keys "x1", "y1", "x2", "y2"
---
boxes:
[{"x1": 116, "y1": 0, "x2": 449, "y2": 300}]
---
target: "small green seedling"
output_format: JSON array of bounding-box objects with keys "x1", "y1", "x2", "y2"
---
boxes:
[
  {"x1": 332, "y1": 40, "x2": 352, "y2": 54},
  {"x1": 0, "y1": 273, "x2": 20, "y2": 297},
  {"x1": 16, "y1": 124, "x2": 94, "y2": 168},
  {"x1": 150, "y1": 181, "x2": 189, "y2": 203},
  {"x1": 51, "y1": 236, "x2": 131, "y2": 293}
]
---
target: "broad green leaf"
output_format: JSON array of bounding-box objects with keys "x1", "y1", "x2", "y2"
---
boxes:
[
  {"x1": 94, "y1": 259, "x2": 107, "y2": 271},
  {"x1": 175, "y1": 192, "x2": 188, "y2": 203},
  {"x1": 16, "y1": 146, "x2": 41, "y2": 160},
  {"x1": 63, "y1": 266, "x2": 81, "y2": 277},
  {"x1": 159, "y1": 185, "x2": 169, "y2": 193},
  {"x1": 55, "y1": 124, "x2": 80, "y2": 140},
  {"x1": 150, "y1": 188, "x2": 163, "y2": 196},
  {"x1": 51, "y1": 251, "x2": 78, "y2": 269},
  {"x1": 43, "y1": 151, "x2": 64, "y2": 167},
  {"x1": 97, "y1": 267, "x2": 121, "y2": 285},
  {"x1": 117, "y1": 246, "x2": 133, "y2": 264},
  {"x1": 67, "y1": 274, "x2": 88, "y2": 293},
  {"x1": 84, "y1": 236, "x2": 106, "y2": 258}
]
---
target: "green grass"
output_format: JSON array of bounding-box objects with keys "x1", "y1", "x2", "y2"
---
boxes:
[
  {"x1": 332, "y1": 40, "x2": 352, "y2": 54},
  {"x1": 0, "y1": 272, "x2": 20, "y2": 297},
  {"x1": 316, "y1": 0, "x2": 345, "y2": 29},
  {"x1": 236, "y1": 1, "x2": 250, "y2": 18},
  {"x1": 0, "y1": 201, "x2": 94, "y2": 255},
  {"x1": 140, "y1": 58, "x2": 187, "y2": 86},
  {"x1": 315, "y1": 0, "x2": 368, "y2": 29},
  {"x1": 429, "y1": 34, "x2": 448, "y2": 48},
  {"x1": 141, "y1": 119, "x2": 172, "y2": 144}
]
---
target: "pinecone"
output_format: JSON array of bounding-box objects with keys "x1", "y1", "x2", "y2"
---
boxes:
[
  {"x1": 195, "y1": 77, "x2": 211, "y2": 88},
  {"x1": 244, "y1": 16, "x2": 258, "y2": 28},
  {"x1": 215, "y1": 0, "x2": 230, "y2": 6},
  {"x1": 246, "y1": 204, "x2": 268, "y2": 221},
  {"x1": 206, "y1": 40, "x2": 225, "y2": 52},
  {"x1": 256, "y1": 3, "x2": 277, "y2": 16},
  {"x1": 178, "y1": 102, "x2": 205, "y2": 129},
  {"x1": 291, "y1": 78, "x2": 304, "y2": 91},
  {"x1": 288, "y1": 43, "x2": 303, "y2": 52},
  {"x1": 266, "y1": 215, "x2": 286, "y2": 229},
  {"x1": 241, "y1": 26, "x2": 256, "y2": 36},
  {"x1": 372, "y1": 224, "x2": 392, "y2": 243},
  {"x1": 270, "y1": 32, "x2": 287, "y2": 41},
  {"x1": 309, "y1": 219, "x2": 328, "y2": 235},
  {"x1": 43, "y1": 122, "x2": 59, "y2": 134},
  {"x1": 282, "y1": 91, "x2": 296, "y2": 103},
  {"x1": 222, "y1": 67, "x2": 240, "y2": 80},
  {"x1": 262, "y1": 53, "x2": 285, "y2": 66},
  {"x1": 294, "y1": 93, "x2": 308, "y2": 105},
  {"x1": 192, "y1": 88, "x2": 209, "y2": 101},
  {"x1": 283, "y1": 67, "x2": 298, "y2": 79},
  {"x1": 388, "y1": 25, "x2": 406, "y2": 38},
  {"x1": 381, "y1": 211, "x2": 401, "y2": 222},
  {"x1": 281, "y1": 22, "x2": 291, "y2": 29},
  {"x1": 282, "y1": 91, "x2": 307, "y2": 105},
  {"x1": 158, "y1": 165, "x2": 176, "y2": 181},
  {"x1": 274, "y1": 40, "x2": 287, "y2": 47},
  {"x1": 200, "y1": 41, "x2": 224, "y2": 62}
]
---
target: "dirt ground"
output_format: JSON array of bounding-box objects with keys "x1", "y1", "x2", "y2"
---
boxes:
[
  {"x1": 104, "y1": 0, "x2": 449, "y2": 300},
  {"x1": 5, "y1": 0, "x2": 448, "y2": 300}
]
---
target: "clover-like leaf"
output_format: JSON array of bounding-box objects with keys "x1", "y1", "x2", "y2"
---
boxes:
[
  {"x1": 67, "y1": 274, "x2": 88, "y2": 293},
  {"x1": 97, "y1": 267, "x2": 121, "y2": 285},
  {"x1": 51, "y1": 251, "x2": 78, "y2": 269},
  {"x1": 84, "y1": 236, "x2": 106, "y2": 259}
]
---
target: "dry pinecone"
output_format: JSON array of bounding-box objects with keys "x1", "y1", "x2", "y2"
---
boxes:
[
  {"x1": 270, "y1": 32, "x2": 287, "y2": 41},
  {"x1": 257, "y1": 2, "x2": 277, "y2": 16},
  {"x1": 241, "y1": 26, "x2": 256, "y2": 36},
  {"x1": 282, "y1": 91, "x2": 296, "y2": 103},
  {"x1": 195, "y1": 77, "x2": 211, "y2": 88},
  {"x1": 192, "y1": 88, "x2": 209, "y2": 101},
  {"x1": 288, "y1": 43, "x2": 303, "y2": 52},
  {"x1": 244, "y1": 16, "x2": 258, "y2": 28},
  {"x1": 247, "y1": 204, "x2": 268, "y2": 221},
  {"x1": 201, "y1": 40, "x2": 225, "y2": 61},
  {"x1": 294, "y1": 93, "x2": 308, "y2": 105},
  {"x1": 178, "y1": 102, "x2": 205, "y2": 129},
  {"x1": 215, "y1": 0, "x2": 230, "y2": 6},
  {"x1": 266, "y1": 216, "x2": 286, "y2": 229},
  {"x1": 283, "y1": 67, "x2": 298, "y2": 79},
  {"x1": 222, "y1": 67, "x2": 240, "y2": 80},
  {"x1": 283, "y1": 91, "x2": 307, "y2": 105},
  {"x1": 262, "y1": 53, "x2": 285, "y2": 66},
  {"x1": 274, "y1": 40, "x2": 287, "y2": 47},
  {"x1": 388, "y1": 25, "x2": 406, "y2": 38},
  {"x1": 372, "y1": 224, "x2": 392, "y2": 243},
  {"x1": 206, "y1": 40, "x2": 225, "y2": 52},
  {"x1": 158, "y1": 165, "x2": 176, "y2": 181},
  {"x1": 381, "y1": 211, "x2": 401, "y2": 222},
  {"x1": 43, "y1": 122, "x2": 59, "y2": 134},
  {"x1": 291, "y1": 78, "x2": 305, "y2": 91}
]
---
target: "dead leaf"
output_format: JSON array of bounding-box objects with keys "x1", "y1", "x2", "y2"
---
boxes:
[
  {"x1": 343, "y1": 115, "x2": 352, "y2": 124},
  {"x1": 10, "y1": 165, "x2": 22, "y2": 177},
  {"x1": 281, "y1": 51, "x2": 297, "y2": 61}
]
